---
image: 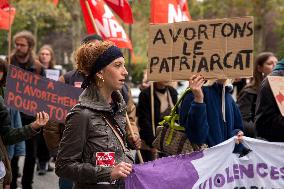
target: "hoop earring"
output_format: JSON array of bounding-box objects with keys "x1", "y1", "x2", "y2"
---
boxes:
[
  {"x1": 100, "y1": 76, "x2": 104, "y2": 83},
  {"x1": 96, "y1": 76, "x2": 104, "y2": 88}
]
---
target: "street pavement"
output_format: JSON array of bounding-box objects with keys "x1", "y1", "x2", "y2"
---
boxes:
[{"x1": 17, "y1": 157, "x2": 58, "y2": 189}]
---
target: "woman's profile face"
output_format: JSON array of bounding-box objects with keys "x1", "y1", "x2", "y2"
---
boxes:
[
  {"x1": 102, "y1": 57, "x2": 128, "y2": 91},
  {"x1": 258, "y1": 56, "x2": 277, "y2": 76},
  {"x1": 39, "y1": 49, "x2": 52, "y2": 68}
]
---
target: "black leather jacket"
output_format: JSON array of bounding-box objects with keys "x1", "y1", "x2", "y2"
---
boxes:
[
  {"x1": 255, "y1": 70, "x2": 284, "y2": 142},
  {"x1": 55, "y1": 84, "x2": 134, "y2": 189}
]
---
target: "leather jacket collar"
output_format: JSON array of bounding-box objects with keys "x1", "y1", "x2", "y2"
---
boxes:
[{"x1": 79, "y1": 84, "x2": 126, "y2": 113}]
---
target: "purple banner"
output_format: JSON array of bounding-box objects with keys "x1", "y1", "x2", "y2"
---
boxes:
[
  {"x1": 126, "y1": 151, "x2": 204, "y2": 189},
  {"x1": 126, "y1": 137, "x2": 284, "y2": 189}
]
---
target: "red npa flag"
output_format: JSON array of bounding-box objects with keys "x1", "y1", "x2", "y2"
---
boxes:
[
  {"x1": 151, "y1": 0, "x2": 191, "y2": 23},
  {"x1": 80, "y1": 0, "x2": 132, "y2": 50},
  {"x1": 0, "y1": 2, "x2": 16, "y2": 30},
  {"x1": 53, "y1": 0, "x2": 59, "y2": 6},
  {"x1": 104, "y1": 0, "x2": 133, "y2": 24},
  {"x1": 0, "y1": 0, "x2": 8, "y2": 7}
]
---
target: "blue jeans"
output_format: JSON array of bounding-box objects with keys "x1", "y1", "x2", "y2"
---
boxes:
[{"x1": 59, "y1": 177, "x2": 73, "y2": 189}]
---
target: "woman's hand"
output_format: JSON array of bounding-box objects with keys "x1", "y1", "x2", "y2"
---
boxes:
[
  {"x1": 110, "y1": 162, "x2": 132, "y2": 180},
  {"x1": 128, "y1": 133, "x2": 142, "y2": 150},
  {"x1": 235, "y1": 131, "x2": 244, "y2": 144},
  {"x1": 31, "y1": 111, "x2": 49, "y2": 130},
  {"x1": 188, "y1": 75, "x2": 205, "y2": 103}
]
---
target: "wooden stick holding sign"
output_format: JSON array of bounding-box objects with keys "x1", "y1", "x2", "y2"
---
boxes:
[
  {"x1": 150, "y1": 82, "x2": 158, "y2": 160},
  {"x1": 8, "y1": 0, "x2": 12, "y2": 65},
  {"x1": 125, "y1": 114, "x2": 144, "y2": 163},
  {"x1": 150, "y1": 82, "x2": 156, "y2": 137}
]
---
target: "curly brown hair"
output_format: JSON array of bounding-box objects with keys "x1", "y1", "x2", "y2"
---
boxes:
[
  {"x1": 74, "y1": 40, "x2": 114, "y2": 76},
  {"x1": 13, "y1": 30, "x2": 35, "y2": 49}
]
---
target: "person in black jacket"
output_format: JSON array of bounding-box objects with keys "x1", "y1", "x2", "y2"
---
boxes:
[
  {"x1": 55, "y1": 40, "x2": 133, "y2": 189},
  {"x1": 137, "y1": 82, "x2": 178, "y2": 161},
  {"x1": 0, "y1": 96, "x2": 49, "y2": 188},
  {"x1": 237, "y1": 52, "x2": 277, "y2": 138},
  {"x1": 255, "y1": 59, "x2": 284, "y2": 142}
]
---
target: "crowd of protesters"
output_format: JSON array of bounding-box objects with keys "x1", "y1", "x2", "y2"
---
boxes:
[{"x1": 0, "y1": 29, "x2": 283, "y2": 189}]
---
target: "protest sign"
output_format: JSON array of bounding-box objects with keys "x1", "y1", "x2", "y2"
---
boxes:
[
  {"x1": 4, "y1": 65, "x2": 83, "y2": 123},
  {"x1": 267, "y1": 76, "x2": 284, "y2": 116},
  {"x1": 45, "y1": 69, "x2": 60, "y2": 81},
  {"x1": 147, "y1": 17, "x2": 254, "y2": 81},
  {"x1": 126, "y1": 137, "x2": 284, "y2": 189}
]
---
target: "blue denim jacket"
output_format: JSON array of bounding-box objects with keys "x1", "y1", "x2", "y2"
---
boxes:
[{"x1": 7, "y1": 108, "x2": 26, "y2": 159}]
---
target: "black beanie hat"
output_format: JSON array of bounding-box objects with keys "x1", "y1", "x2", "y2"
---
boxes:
[{"x1": 81, "y1": 34, "x2": 103, "y2": 44}]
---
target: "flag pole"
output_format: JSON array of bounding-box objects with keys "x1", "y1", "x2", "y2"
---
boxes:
[
  {"x1": 125, "y1": 113, "x2": 144, "y2": 163},
  {"x1": 7, "y1": 0, "x2": 12, "y2": 65},
  {"x1": 150, "y1": 82, "x2": 158, "y2": 160},
  {"x1": 127, "y1": 0, "x2": 133, "y2": 83},
  {"x1": 84, "y1": 0, "x2": 100, "y2": 36}
]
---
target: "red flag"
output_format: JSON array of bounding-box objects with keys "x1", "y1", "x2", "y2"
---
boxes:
[
  {"x1": 151, "y1": 0, "x2": 191, "y2": 23},
  {"x1": 0, "y1": 0, "x2": 8, "y2": 8},
  {"x1": 53, "y1": 0, "x2": 59, "y2": 6},
  {"x1": 103, "y1": 0, "x2": 133, "y2": 24},
  {"x1": 0, "y1": 3, "x2": 16, "y2": 30},
  {"x1": 80, "y1": 0, "x2": 132, "y2": 50}
]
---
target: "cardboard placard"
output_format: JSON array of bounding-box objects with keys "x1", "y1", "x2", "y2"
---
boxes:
[
  {"x1": 4, "y1": 65, "x2": 83, "y2": 123},
  {"x1": 147, "y1": 17, "x2": 254, "y2": 81},
  {"x1": 267, "y1": 76, "x2": 284, "y2": 116}
]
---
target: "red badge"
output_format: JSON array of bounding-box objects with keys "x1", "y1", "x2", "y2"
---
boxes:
[
  {"x1": 74, "y1": 82, "x2": 82, "y2": 88},
  {"x1": 96, "y1": 152, "x2": 115, "y2": 167}
]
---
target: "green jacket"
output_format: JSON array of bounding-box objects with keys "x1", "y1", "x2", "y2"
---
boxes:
[{"x1": 0, "y1": 96, "x2": 38, "y2": 160}]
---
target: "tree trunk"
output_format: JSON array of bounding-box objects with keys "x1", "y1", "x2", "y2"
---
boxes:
[
  {"x1": 33, "y1": 17, "x2": 38, "y2": 52},
  {"x1": 72, "y1": 12, "x2": 82, "y2": 51},
  {"x1": 62, "y1": 0, "x2": 83, "y2": 52}
]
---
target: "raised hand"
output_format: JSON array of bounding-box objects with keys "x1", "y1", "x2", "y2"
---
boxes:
[
  {"x1": 235, "y1": 131, "x2": 244, "y2": 144},
  {"x1": 128, "y1": 133, "x2": 142, "y2": 150},
  {"x1": 188, "y1": 75, "x2": 206, "y2": 103},
  {"x1": 31, "y1": 111, "x2": 49, "y2": 129}
]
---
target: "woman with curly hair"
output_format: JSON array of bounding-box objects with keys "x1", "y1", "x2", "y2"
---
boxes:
[{"x1": 55, "y1": 41, "x2": 133, "y2": 189}]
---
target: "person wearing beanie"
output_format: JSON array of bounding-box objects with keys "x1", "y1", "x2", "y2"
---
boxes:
[
  {"x1": 81, "y1": 34, "x2": 103, "y2": 44},
  {"x1": 44, "y1": 35, "x2": 140, "y2": 189},
  {"x1": 255, "y1": 59, "x2": 284, "y2": 142},
  {"x1": 55, "y1": 41, "x2": 133, "y2": 189},
  {"x1": 59, "y1": 35, "x2": 140, "y2": 151}
]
